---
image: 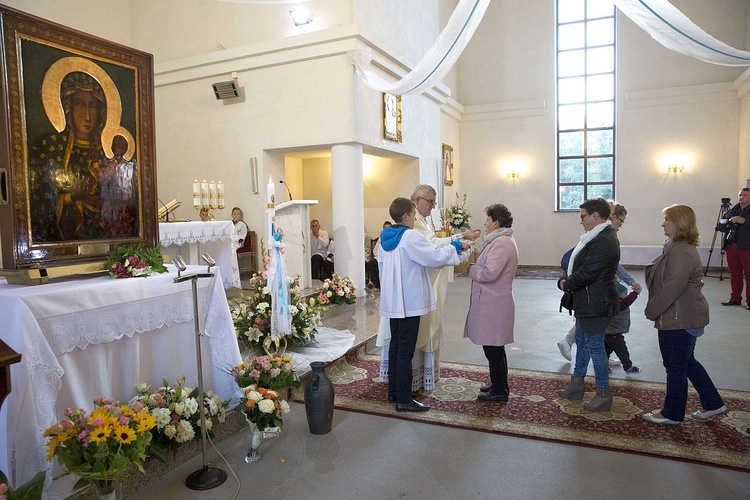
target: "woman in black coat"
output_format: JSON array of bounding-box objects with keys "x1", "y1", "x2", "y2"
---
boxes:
[{"x1": 557, "y1": 198, "x2": 620, "y2": 412}]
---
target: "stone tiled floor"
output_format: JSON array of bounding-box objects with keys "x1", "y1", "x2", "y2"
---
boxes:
[{"x1": 128, "y1": 272, "x2": 750, "y2": 499}]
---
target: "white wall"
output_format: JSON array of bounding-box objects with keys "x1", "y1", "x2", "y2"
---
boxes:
[
  {"x1": 2, "y1": 0, "x2": 133, "y2": 46},
  {"x1": 453, "y1": 0, "x2": 748, "y2": 265},
  {"x1": 1, "y1": 0, "x2": 748, "y2": 270}
]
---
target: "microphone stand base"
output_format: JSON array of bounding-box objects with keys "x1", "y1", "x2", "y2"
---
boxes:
[{"x1": 185, "y1": 466, "x2": 227, "y2": 490}]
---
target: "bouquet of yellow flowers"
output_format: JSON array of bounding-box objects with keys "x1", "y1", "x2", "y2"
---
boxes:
[
  {"x1": 44, "y1": 398, "x2": 156, "y2": 495},
  {"x1": 128, "y1": 377, "x2": 229, "y2": 462},
  {"x1": 317, "y1": 273, "x2": 357, "y2": 305}
]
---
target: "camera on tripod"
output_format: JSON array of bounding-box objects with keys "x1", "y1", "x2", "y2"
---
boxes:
[{"x1": 715, "y1": 197, "x2": 735, "y2": 234}]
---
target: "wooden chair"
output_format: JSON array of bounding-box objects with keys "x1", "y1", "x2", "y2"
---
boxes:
[{"x1": 237, "y1": 230, "x2": 257, "y2": 279}]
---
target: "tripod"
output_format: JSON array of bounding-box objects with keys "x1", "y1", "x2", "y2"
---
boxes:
[{"x1": 704, "y1": 198, "x2": 732, "y2": 279}]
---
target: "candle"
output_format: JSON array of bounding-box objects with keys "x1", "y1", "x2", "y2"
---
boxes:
[
  {"x1": 209, "y1": 180, "x2": 217, "y2": 209},
  {"x1": 193, "y1": 179, "x2": 200, "y2": 209},
  {"x1": 217, "y1": 181, "x2": 225, "y2": 209},
  {"x1": 200, "y1": 180, "x2": 209, "y2": 208},
  {"x1": 267, "y1": 176, "x2": 275, "y2": 208}
]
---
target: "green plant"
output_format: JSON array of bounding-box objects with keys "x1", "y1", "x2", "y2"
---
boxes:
[{"x1": 0, "y1": 470, "x2": 45, "y2": 500}]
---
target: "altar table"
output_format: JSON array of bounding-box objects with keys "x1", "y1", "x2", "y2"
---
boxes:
[
  {"x1": 0, "y1": 266, "x2": 242, "y2": 486},
  {"x1": 159, "y1": 220, "x2": 241, "y2": 289}
]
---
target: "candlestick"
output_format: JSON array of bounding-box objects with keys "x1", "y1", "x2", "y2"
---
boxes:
[
  {"x1": 193, "y1": 179, "x2": 200, "y2": 209},
  {"x1": 209, "y1": 180, "x2": 217, "y2": 209},
  {"x1": 217, "y1": 181, "x2": 225, "y2": 209}
]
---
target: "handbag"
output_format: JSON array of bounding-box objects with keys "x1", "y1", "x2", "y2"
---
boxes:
[{"x1": 559, "y1": 290, "x2": 574, "y2": 315}]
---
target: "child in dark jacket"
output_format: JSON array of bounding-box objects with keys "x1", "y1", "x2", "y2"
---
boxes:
[{"x1": 605, "y1": 282, "x2": 641, "y2": 373}]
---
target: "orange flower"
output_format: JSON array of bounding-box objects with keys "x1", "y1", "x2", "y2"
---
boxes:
[{"x1": 245, "y1": 399, "x2": 257, "y2": 409}]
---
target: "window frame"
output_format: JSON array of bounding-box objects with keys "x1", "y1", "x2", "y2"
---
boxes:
[{"x1": 556, "y1": 0, "x2": 616, "y2": 211}]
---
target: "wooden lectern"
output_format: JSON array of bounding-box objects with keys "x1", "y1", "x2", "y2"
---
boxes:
[{"x1": 274, "y1": 200, "x2": 318, "y2": 289}]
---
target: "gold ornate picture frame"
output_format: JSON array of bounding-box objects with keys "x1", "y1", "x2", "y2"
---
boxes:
[
  {"x1": 442, "y1": 143, "x2": 454, "y2": 186},
  {"x1": 0, "y1": 5, "x2": 158, "y2": 273},
  {"x1": 383, "y1": 93, "x2": 402, "y2": 142}
]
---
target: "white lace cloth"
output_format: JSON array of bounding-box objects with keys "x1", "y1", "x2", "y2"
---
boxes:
[
  {"x1": 159, "y1": 221, "x2": 241, "y2": 289},
  {"x1": 0, "y1": 266, "x2": 242, "y2": 486}
]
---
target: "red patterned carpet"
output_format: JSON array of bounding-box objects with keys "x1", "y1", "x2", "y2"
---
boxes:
[
  {"x1": 514, "y1": 265, "x2": 564, "y2": 280},
  {"x1": 299, "y1": 346, "x2": 750, "y2": 472}
]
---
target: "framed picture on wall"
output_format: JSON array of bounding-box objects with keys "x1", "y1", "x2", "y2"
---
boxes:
[
  {"x1": 442, "y1": 143, "x2": 454, "y2": 186},
  {"x1": 383, "y1": 93, "x2": 402, "y2": 142},
  {"x1": 0, "y1": 5, "x2": 158, "y2": 275}
]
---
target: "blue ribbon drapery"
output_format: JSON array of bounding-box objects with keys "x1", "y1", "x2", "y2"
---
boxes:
[{"x1": 267, "y1": 226, "x2": 292, "y2": 339}]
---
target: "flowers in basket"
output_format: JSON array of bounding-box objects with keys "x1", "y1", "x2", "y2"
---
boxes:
[
  {"x1": 229, "y1": 274, "x2": 323, "y2": 351},
  {"x1": 43, "y1": 397, "x2": 156, "y2": 494},
  {"x1": 104, "y1": 244, "x2": 167, "y2": 278},
  {"x1": 317, "y1": 273, "x2": 357, "y2": 305},
  {"x1": 231, "y1": 355, "x2": 301, "y2": 392},
  {"x1": 128, "y1": 377, "x2": 229, "y2": 462},
  {"x1": 444, "y1": 193, "x2": 472, "y2": 230}
]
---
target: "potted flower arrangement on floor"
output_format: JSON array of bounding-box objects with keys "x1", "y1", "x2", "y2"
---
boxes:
[
  {"x1": 229, "y1": 248, "x2": 324, "y2": 351},
  {"x1": 231, "y1": 355, "x2": 299, "y2": 462},
  {"x1": 128, "y1": 377, "x2": 229, "y2": 462},
  {"x1": 317, "y1": 273, "x2": 357, "y2": 305},
  {"x1": 43, "y1": 398, "x2": 156, "y2": 499}
]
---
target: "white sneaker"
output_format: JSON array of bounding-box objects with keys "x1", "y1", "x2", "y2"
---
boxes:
[
  {"x1": 690, "y1": 405, "x2": 727, "y2": 421},
  {"x1": 557, "y1": 339, "x2": 572, "y2": 361},
  {"x1": 608, "y1": 357, "x2": 621, "y2": 366}
]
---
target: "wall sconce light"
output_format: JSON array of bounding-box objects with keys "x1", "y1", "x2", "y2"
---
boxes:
[
  {"x1": 667, "y1": 163, "x2": 685, "y2": 174},
  {"x1": 289, "y1": 9, "x2": 313, "y2": 27},
  {"x1": 501, "y1": 160, "x2": 524, "y2": 180},
  {"x1": 662, "y1": 153, "x2": 689, "y2": 174}
]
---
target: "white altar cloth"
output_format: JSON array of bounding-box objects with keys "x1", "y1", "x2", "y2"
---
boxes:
[
  {"x1": 286, "y1": 327, "x2": 355, "y2": 372},
  {"x1": 0, "y1": 265, "x2": 242, "y2": 486},
  {"x1": 159, "y1": 220, "x2": 241, "y2": 289}
]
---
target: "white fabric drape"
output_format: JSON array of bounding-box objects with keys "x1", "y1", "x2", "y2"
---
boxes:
[
  {"x1": 615, "y1": 0, "x2": 750, "y2": 66},
  {"x1": 348, "y1": 0, "x2": 490, "y2": 95}
]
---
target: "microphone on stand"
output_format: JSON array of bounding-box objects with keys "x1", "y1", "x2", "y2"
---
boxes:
[
  {"x1": 158, "y1": 197, "x2": 170, "y2": 222},
  {"x1": 279, "y1": 180, "x2": 293, "y2": 201}
]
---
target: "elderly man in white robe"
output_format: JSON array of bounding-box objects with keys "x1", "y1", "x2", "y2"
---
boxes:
[{"x1": 377, "y1": 184, "x2": 480, "y2": 391}]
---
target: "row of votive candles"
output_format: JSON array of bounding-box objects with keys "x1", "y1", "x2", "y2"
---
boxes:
[{"x1": 193, "y1": 179, "x2": 225, "y2": 210}]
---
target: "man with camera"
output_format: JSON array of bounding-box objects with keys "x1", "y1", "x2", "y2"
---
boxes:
[{"x1": 720, "y1": 187, "x2": 750, "y2": 309}]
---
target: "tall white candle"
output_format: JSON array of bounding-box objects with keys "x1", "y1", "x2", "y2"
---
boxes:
[
  {"x1": 267, "y1": 176, "x2": 275, "y2": 208},
  {"x1": 193, "y1": 179, "x2": 200, "y2": 209},
  {"x1": 217, "y1": 181, "x2": 225, "y2": 209},
  {"x1": 209, "y1": 180, "x2": 217, "y2": 208},
  {"x1": 200, "y1": 180, "x2": 209, "y2": 208}
]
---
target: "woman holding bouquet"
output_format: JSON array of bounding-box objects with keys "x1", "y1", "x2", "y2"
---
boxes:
[{"x1": 463, "y1": 203, "x2": 519, "y2": 401}]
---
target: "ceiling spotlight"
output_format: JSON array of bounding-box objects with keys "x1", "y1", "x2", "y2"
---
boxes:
[{"x1": 290, "y1": 9, "x2": 313, "y2": 27}]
